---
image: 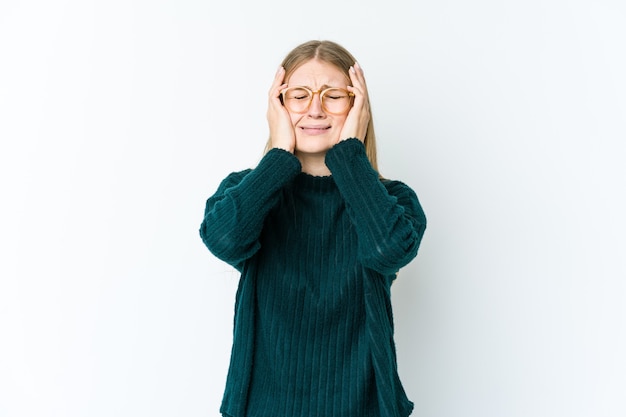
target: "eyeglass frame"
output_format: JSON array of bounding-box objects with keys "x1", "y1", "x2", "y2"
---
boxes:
[{"x1": 280, "y1": 86, "x2": 355, "y2": 115}]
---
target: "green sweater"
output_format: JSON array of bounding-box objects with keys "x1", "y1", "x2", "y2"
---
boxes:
[{"x1": 200, "y1": 139, "x2": 426, "y2": 417}]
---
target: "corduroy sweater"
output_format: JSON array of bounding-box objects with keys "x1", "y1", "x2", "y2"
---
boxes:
[{"x1": 200, "y1": 138, "x2": 426, "y2": 417}]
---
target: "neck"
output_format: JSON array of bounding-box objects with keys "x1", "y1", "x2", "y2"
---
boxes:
[{"x1": 296, "y1": 151, "x2": 331, "y2": 176}]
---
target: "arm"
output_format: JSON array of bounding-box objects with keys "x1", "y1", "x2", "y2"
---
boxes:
[
  {"x1": 200, "y1": 65, "x2": 302, "y2": 270},
  {"x1": 325, "y1": 139, "x2": 426, "y2": 275},
  {"x1": 199, "y1": 148, "x2": 301, "y2": 270}
]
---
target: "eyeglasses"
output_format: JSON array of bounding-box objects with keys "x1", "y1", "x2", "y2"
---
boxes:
[{"x1": 281, "y1": 86, "x2": 354, "y2": 115}]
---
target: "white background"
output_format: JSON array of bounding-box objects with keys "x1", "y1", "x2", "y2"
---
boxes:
[{"x1": 1, "y1": 1, "x2": 625, "y2": 416}]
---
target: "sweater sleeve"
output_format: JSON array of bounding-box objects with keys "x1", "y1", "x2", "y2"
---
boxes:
[
  {"x1": 325, "y1": 138, "x2": 427, "y2": 275},
  {"x1": 199, "y1": 148, "x2": 302, "y2": 271}
]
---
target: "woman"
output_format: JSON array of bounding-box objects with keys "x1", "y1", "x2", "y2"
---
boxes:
[{"x1": 200, "y1": 40, "x2": 427, "y2": 417}]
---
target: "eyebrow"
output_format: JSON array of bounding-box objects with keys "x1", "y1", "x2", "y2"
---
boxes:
[{"x1": 299, "y1": 84, "x2": 341, "y2": 90}]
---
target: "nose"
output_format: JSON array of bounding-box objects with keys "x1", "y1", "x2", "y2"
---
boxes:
[{"x1": 307, "y1": 92, "x2": 325, "y2": 118}]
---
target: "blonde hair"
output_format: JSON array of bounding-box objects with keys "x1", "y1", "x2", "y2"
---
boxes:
[{"x1": 264, "y1": 40, "x2": 380, "y2": 173}]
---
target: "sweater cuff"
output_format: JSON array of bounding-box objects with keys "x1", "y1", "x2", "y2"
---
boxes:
[
  {"x1": 259, "y1": 147, "x2": 302, "y2": 181},
  {"x1": 325, "y1": 138, "x2": 378, "y2": 178}
]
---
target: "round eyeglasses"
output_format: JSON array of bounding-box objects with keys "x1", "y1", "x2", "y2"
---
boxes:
[{"x1": 281, "y1": 86, "x2": 354, "y2": 115}]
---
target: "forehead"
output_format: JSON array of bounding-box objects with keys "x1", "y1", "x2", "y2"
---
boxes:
[{"x1": 287, "y1": 59, "x2": 348, "y2": 87}]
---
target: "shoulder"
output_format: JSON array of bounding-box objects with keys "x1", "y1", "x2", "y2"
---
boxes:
[
  {"x1": 216, "y1": 168, "x2": 252, "y2": 189},
  {"x1": 221, "y1": 168, "x2": 253, "y2": 185}
]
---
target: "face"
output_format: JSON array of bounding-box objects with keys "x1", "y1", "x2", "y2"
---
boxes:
[{"x1": 285, "y1": 59, "x2": 350, "y2": 156}]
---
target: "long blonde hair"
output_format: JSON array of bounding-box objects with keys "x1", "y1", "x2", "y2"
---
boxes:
[{"x1": 264, "y1": 40, "x2": 380, "y2": 173}]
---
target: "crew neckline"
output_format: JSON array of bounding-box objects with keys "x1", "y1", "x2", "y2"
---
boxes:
[{"x1": 293, "y1": 171, "x2": 337, "y2": 192}]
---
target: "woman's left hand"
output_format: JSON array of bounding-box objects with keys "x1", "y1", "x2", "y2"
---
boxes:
[{"x1": 339, "y1": 62, "x2": 371, "y2": 143}]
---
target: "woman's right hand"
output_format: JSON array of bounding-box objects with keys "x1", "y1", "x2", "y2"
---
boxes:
[{"x1": 267, "y1": 66, "x2": 296, "y2": 153}]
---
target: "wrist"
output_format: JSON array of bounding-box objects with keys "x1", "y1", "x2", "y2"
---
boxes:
[{"x1": 271, "y1": 142, "x2": 295, "y2": 154}]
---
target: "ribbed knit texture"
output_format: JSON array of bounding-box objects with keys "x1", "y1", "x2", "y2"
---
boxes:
[{"x1": 200, "y1": 139, "x2": 426, "y2": 417}]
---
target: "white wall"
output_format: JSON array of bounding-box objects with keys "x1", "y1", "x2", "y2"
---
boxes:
[{"x1": 1, "y1": 1, "x2": 624, "y2": 416}]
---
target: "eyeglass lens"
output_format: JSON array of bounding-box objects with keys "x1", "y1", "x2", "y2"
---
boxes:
[{"x1": 283, "y1": 87, "x2": 352, "y2": 114}]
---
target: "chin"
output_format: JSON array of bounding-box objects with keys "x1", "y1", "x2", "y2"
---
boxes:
[{"x1": 294, "y1": 136, "x2": 336, "y2": 155}]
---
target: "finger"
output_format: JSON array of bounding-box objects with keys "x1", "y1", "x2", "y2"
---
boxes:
[
  {"x1": 347, "y1": 82, "x2": 368, "y2": 109},
  {"x1": 354, "y1": 62, "x2": 367, "y2": 83},
  {"x1": 269, "y1": 84, "x2": 288, "y2": 109},
  {"x1": 268, "y1": 66, "x2": 286, "y2": 96},
  {"x1": 351, "y1": 63, "x2": 369, "y2": 95},
  {"x1": 347, "y1": 67, "x2": 360, "y2": 94},
  {"x1": 348, "y1": 67, "x2": 365, "y2": 96}
]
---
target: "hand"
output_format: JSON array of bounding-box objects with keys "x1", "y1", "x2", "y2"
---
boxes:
[
  {"x1": 339, "y1": 62, "x2": 371, "y2": 143},
  {"x1": 267, "y1": 66, "x2": 296, "y2": 153}
]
